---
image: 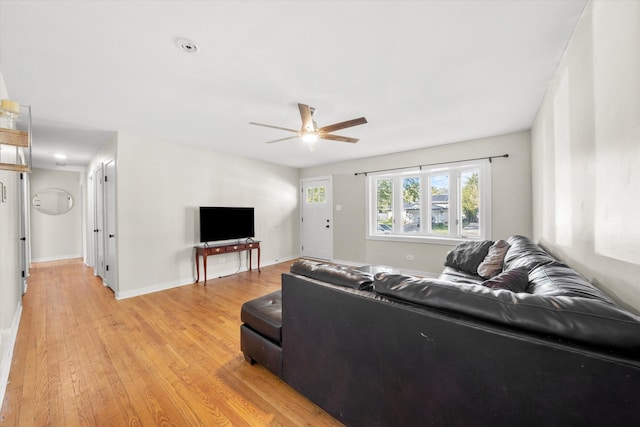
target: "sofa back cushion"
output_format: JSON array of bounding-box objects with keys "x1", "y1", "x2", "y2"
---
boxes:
[
  {"x1": 481, "y1": 267, "x2": 529, "y2": 293},
  {"x1": 438, "y1": 266, "x2": 484, "y2": 285},
  {"x1": 372, "y1": 272, "x2": 640, "y2": 350},
  {"x1": 290, "y1": 259, "x2": 374, "y2": 290},
  {"x1": 527, "y1": 261, "x2": 616, "y2": 304},
  {"x1": 503, "y1": 235, "x2": 556, "y2": 271}
]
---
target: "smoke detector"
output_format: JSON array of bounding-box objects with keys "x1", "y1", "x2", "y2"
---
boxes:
[{"x1": 176, "y1": 38, "x2": 200, "y2": 54}]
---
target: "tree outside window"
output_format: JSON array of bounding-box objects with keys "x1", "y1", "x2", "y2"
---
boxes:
[
  {"x1": 376, "y1": 179, "x2": 393, "y2": 232},
  {"x1": 461, "y1": 171, "x2": 480, "y2": 238}
]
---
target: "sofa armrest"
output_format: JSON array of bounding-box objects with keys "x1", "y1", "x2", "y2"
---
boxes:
[{"x1": 290, "y1": 259, "x2": 373, "y2": 290}]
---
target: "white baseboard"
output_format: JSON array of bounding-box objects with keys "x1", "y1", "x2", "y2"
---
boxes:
[
  {"x1": 0, "y1": 303, "x2": 23, "y2": 408},
  {"x1": 31, "y1": 254, "x2": 83, "y2": 263},
  {"x1": 116, "y1": 257, "x2": 298, "y2": 300}
]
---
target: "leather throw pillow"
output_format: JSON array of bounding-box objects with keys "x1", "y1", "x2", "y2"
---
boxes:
[
  {"x1": 477, "y1": 239, "x2": 510, "y2": 279},
  {"x1": 444, "y1": 240, "x2": 493, "y2": 275}
]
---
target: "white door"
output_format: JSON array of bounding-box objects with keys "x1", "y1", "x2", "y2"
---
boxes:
[
  {"x1": 93, "y1": 166, "x2": 105, "y2": 278},
  {"x1": 85, "y1": 171, "x2": 94, "y2": 268},
  {"x1": 103, "y1": 158, "x2": 118, "y2": 294},
  {"x1": 18, "y1": 172, "x2": 29, "y2": 294},
  {"x1": 301, "y1": 177, "x2": 333, "y2": 260}
]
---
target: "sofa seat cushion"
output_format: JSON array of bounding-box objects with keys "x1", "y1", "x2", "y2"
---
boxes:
[
  {"x1": 373, "y1": 272, "x2": 640, "y2": 350},
  {"x1": 241, "y1": 290, "x2": 282, "y2": 344},
  {"x1": 503, "y1": 235, "x2": 556, "y2": 271},
  {"x1": 290, "y1": 259, "x2": 374, "y2": 290},
  {"x1": 527, "y1": 262, "x2": 616, "y2": 304}
]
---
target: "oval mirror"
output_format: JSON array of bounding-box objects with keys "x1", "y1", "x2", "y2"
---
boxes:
[{"x1": 32, "y1": 188, "x2": 74, "y2": 215}]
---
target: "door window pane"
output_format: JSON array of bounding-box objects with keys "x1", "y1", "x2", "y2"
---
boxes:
[{"x1": 306, "y1": 186, "x2": 326, "y2": 204}]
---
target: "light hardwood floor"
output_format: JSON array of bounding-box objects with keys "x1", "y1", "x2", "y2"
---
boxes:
[{"x1": 1, "y1": 259, "x2": 342, "y2": 426}]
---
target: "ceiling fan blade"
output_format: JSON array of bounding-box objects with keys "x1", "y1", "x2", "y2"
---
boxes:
[
  {"x1": 298, "y1": 103, "x2": 314, "y2": 132},
  {"x1": 319, "y1": 133, "x2": 359, "y2": 143},
  {"x1": 317, "y1": 117, "x2": 367, "y2": 134},
  {"x1": 264, "y1": 135, "x2": 300, "y2": 144},
  {"x1": 249, "y1": 122, "x2": 299, "y2": 133}
]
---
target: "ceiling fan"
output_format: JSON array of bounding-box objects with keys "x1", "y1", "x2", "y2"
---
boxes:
[{"x1": 250, "y1": 103, "x2": 367, "y2": 145}]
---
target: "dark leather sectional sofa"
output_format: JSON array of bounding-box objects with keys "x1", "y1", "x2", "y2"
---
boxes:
[{"x1": 241, "y1": 236, "x2": 640, "y2": 426}]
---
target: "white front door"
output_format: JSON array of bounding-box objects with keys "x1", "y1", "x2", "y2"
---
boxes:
[{"x1": 301, "y1": 177, "x2": 333, "y2": 260}]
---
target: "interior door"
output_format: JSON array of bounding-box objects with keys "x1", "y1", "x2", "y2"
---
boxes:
[
  {"x1": 18, "y1": 172, "x2": 29, "y2": 294},
  {"x1": 85, "y1": 171, "x2": 94, "y2": 268},
  {"x1": 94, "y1": 165, "x2": 105, "y2": 278},
  {"x1": 103, "y1": 158, "x2": 118, "y2": 294},
  {"x1": 301, "y1": 177, "x2": 333, "y2": 260}
]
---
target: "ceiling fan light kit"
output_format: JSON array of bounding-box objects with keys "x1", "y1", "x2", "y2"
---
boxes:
[
  {"x1": 250, "y1": 103, "x2": 367, "y2": 147},
  {"x1": 301, "y1": 133, "x2": 318, "y2": 143}
]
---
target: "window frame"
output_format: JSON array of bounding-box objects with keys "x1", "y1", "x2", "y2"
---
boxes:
[{"x1": 366, "y1": 160, "x2": 492, "y2": 244}]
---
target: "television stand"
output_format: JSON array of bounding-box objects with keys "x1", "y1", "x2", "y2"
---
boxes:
[{"x1": 195, "y1": 241, "x2": 261, "y2": 284}]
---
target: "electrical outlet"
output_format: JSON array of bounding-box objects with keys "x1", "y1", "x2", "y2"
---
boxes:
[
  {"x1": 406, "y1": 255, "x2": 415, "y2": 261},
  {"x1": 218, "y1": 257, "x2": 226, "y2": 264}
]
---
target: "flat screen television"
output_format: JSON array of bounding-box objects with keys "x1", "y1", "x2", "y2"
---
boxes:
[{"x1": 199, "y1": 206, "x2": 255, "y2": 243}]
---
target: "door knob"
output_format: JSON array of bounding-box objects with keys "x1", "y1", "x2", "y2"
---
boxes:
[{"x1": 109, "y1": 234, "x2": 115, "y2": 238}]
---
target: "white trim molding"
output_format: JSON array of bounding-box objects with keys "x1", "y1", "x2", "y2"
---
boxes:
[{"x1": 0, "y1": 303, "x2": 23, "y2": 407}]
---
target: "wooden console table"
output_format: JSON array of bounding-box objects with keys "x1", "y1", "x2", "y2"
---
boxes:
[{"x1": 195, "y1": 241, "x2": 261, "y2": 284}]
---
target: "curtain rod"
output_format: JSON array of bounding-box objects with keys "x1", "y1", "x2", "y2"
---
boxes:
[{"x1": 353, "y1": 154, "x2": 509, "y2": 176}]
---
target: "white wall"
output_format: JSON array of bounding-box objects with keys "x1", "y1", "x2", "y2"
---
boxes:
[
  {"x1": 302, "y1": 131, "x2": 532, "y2": 274},
  {"x1": 531, "y1": 0, "x2": 640, "y2": 313},
  {"x1": 114, "y1": 133, "x2": 299, "y2": 298},
  {"x1": 29, "y1": 168, "x2": 83, "y2": 262}
]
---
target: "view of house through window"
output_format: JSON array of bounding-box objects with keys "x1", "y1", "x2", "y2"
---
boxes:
[
  {"x1": 430, "y1": 174, "x2": 449, "y2": 234},
  {"x1": 368, "y1": 160, "x2": 490, "y2": 241},
  {"x1": 402, "y1": 177, "x2": 420, "y2": 233}
]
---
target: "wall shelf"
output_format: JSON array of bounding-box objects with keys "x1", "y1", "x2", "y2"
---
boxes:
[
  {"x1": 0, "y1": 128, "x2": 30, "y2": 172},
  {"x1": 0, "y1": 104, "x2": 32, "y2": 172}
]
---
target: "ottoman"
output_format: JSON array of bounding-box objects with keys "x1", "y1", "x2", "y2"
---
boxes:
[{"x1": 240, "y1": 290, "x2": 283, "y2": 377}]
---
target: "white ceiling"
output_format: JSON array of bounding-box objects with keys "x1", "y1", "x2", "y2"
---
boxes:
[{"x1": 0, "y1": 0, "x2": 586, "y2": 170}]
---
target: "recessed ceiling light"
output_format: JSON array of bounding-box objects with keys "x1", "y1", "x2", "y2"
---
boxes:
[
  {"x1": 176, "y1": 38, "x2": 200, "y2": 54},
  {"x1": 54, "y1": 153, "x2": 67, "y2": 159}
]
